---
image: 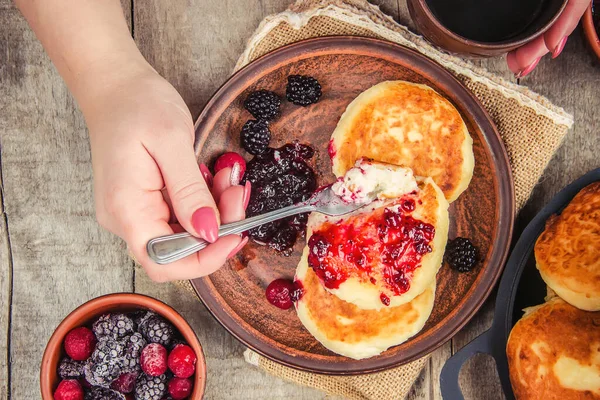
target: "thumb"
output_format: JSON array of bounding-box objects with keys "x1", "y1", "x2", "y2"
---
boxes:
[{"x1": 150, "y1": 131, "x2": 219, "y2": 243}]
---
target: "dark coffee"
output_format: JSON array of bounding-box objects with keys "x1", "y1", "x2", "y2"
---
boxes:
[{"x1": 426, "y1": 0, "x2": 546, "y2": 42}]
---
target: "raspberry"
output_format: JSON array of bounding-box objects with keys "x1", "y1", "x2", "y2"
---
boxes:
[
  {"x1": 141, "y1": 343, "x2": 168, "y2": 376},
  {"x1": 265, "y1": 279, "x2": 295, "y2": 309},
  {"x1": 64, "y1": 327, "x2": 96, "y2": 361},
  {"x1": 54, "y1": 379, "x2": 84, "y2": 400},
  {"x1": 58, "y1": 357, "x2": 84, "y2": 380},
  {"x1": 84, "y1": 387, "x2": 126, "y2": 400},
  {"x1": 134, "y1": 373, "x2": 168, "y2": 400},
  {"x1": 240, "y1": 120, "x2": 271, "y2": 155},
  {"x1": 138, "y1": 314, "x2": 174, "y2": 347},
  {"x1": 214, "y1": 152, "x2": 246, "y2": 178},
  {"x1": 167, "y1": 344, "x2": 197, "y2": 378},
  {"x1": 110, "y1": 372, "x2": 138, "y2": 394},
  {"x1": 168, "y1": 377, "x2": 193, "y2": 400},
  {"x1": 445, "y1": 237, "x2": 479, "y2": 272},
  {"x1": 286, "y1": 75, "x2": 322, "y2": 106},
  {"x1": 93, "y1": 314, "x2": 134, "y2": 340},
  {"x1": 244, "y1": 90, "x2": 281, "y2": 121}
]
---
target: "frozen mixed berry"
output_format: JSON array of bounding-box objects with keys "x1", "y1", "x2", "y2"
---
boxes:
[
  {"x1": 121, "y1": 333, "x2": 146, "y2": 373},
  {"x1": 167, "y1": 344, "x2": 197, "y2": 378},
  {"x1": 110, "y1": 372, "x2": 138, "y2": 394},
  {"x1": 138, "y1": 313, "x2": 175, "y2": 347},
  {"x1": 84, "y1": 387, "x2": 126, "y2": 400},
  {"x1": 265, "y1": 279, "x2": 296, "y2": 309},
  {"x1": 58, "y1": 357, "x2": 84, "y2": 380},
  {"x1": 134, "y1": 373, "x2": 168, "y2": 400},
  {"x1": 445, "y1": 237, "x2": 479, "y2": 272},
  {"x1": 214, "y1": 152, "x2": 246, "y2": 178},
  {"x1": 54, "y1": 379, "x2": 84, "y2": 400},
  {"x1": 140, "y1": 343, "x2": 168, "y2": 376},
  {"x1": 240, "y1": 120, "x2": 271, "y2": 155},
  {"x1": 286, "y1": 75, "x2": 322, "y2": 106},
  {"x1": 244, "y1": 90, "x2": 281, "y2": 121},
  {"x1": 65, "y1": 327, "x2": 97, "y2": 361},
  {"x1": 93, "y1": 314, "x2": 135, "y2": 340},
  {"x1": 168, "y1": 377, "x2": 193, "y2": 400}
]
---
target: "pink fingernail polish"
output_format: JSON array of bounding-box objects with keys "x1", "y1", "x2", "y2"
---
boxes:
[
  {"x1": 199, "y1": 164, "x2": 214, "y2": 188},
  {"x1": 243, "y1": 181, "x2": 252, "y2": 209},
  {"x1": 515, "y1": 57, "x2": 541, "y2": 79},
  {"x1": 552, "y1": 36, "x2": 567, "y2": 59},
  {"x1": 227, "y1": 237, "x2": 249, "y2": 259},
  {"x1": 230, "y1": 163, "x2": 242, "y2": 186},
  {"x1": 191, "y1": 207, "x2": 218, "y2": 243}
]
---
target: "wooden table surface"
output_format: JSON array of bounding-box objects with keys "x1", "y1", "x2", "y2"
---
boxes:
[{"x1": 1, "y1": 1, "x2": 598, "y2": 399}]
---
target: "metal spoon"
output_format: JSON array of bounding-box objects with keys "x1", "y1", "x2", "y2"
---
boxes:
[{"x1": 146, "y1": 185, "x2": 374, "y2": 265}]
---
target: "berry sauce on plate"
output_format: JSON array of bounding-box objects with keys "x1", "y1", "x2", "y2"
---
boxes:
[
  {"x1": 307, "y1": 199, "x2": 435, "y2": 305},
  {"x1": 242, "y1": 142, "x2": 317, "y2": 254}
]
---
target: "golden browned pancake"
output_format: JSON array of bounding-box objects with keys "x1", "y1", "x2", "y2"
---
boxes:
[
  {"x1": 330, "y1": 81, "x2": 474, "y2": 202},
  {"x1": 305, "y1": 176, "x2": 448, "y2": 310},
  {"x1": 295, "y1": 248, "x2": 435, "y2": 360},
  {"x1": 506, "y1": 298, "x2": 600, "y2": 399},
  {"x1": 535, "y1": 182, "x2": 600, "y2": 311}
]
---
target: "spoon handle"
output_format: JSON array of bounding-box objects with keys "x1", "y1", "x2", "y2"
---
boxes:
[{"x1": 146, "y1": 203, "x2": 315, "y2": 265}]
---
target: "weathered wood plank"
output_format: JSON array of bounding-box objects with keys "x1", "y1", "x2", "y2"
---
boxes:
[
  {"x1": 0, "y1": 152, "x2": 12, "y2": 400},
  {"x1": 0, "y1": 1, "x2": 133, "y2": 398}
]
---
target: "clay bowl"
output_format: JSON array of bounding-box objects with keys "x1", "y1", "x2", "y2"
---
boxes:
[
  {"x1": 407, "y1": 0, "x2": 567, "y2": 56},
  {"x1": 583, "y1": 2, "x2": 600, "y2": 61},
  {"x1": 191, "y1": 36, "x2": 514, "y2": 374},
  {"x1": 40, "y1": 293, "x2": 207, "y2": 398}
]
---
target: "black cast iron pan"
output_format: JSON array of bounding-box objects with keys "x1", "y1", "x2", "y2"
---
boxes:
[{"x1": 440, "y1": 167, "x2": 600, "y2": 399}]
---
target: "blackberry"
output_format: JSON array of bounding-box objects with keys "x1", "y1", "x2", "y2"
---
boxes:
[
  {"x1": 85, "y1": 387, "x2": 126, "y2": 400},
  {"x1": 445, "y1": 237, "x2": 479, "y2": 272},
  {"x1": 135, "y1": 373, "x2": 168, "y2": 400},
  {"x1": 286, "y1": 75, "x2": 322, "y2": 106},
  {"x1": 241, "y1": 120, "x2": 271, "y2": 155},
  {"x1": 244, "y1": 90, "x2": 281, "y2": 121},
  {"x1": 58, "y1": 357, "x2": 84, "y2": 380},
  {"x1": 93, "y1": 313, "x2": 134, "y2": 340},
  {"x1": 122, "y1": 332, "x2": 146, "y2": 372},
  {"x1": 84, "y1": 358, "x2": 122, "y2": 388},
  {"x1": 139, "y1": 314, "x2": 175, "y2": 347}
]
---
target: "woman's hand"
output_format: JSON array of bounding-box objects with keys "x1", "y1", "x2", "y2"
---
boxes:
[
  {"x1": 507, "y1": 0, "x2": 591, "y2": 78},
  {"x1": 85, "y1": 64, "x2": 249, "y2": 282}
]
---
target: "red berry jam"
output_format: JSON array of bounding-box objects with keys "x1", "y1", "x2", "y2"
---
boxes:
[
  {"x1": 327, "y1": 139, "x2": 336, "y2": 159},
  {"x1": 266, "y1": 279, "x2": 304, "y2": 309},
  {"x1": 307, "y1": 198, "x2": 435, "y2": 305},
  {"x1": 242, "y1": 143, "x2": 317, "y2": 254}
]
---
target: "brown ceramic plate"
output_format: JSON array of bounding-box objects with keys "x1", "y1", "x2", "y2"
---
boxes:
[{"x1": 191, "y1": 36, "x2": 514, "y2": 374}]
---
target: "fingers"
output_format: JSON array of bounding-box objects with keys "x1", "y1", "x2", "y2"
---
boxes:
[
  {"x1": 507, "y1": 0, "x2": 590, "y2": 76},
  {"x1": 148, "y1": 130, "x2": 220, "y2": 243}
]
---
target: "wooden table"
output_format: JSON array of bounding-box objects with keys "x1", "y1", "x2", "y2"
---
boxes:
[{"x1": 1, "y1": 1, "x2": 598, "y2": 398}]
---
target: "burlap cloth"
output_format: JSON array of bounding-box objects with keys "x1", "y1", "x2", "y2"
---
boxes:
[{"x1": 176, "y1": 0, "x2": 574, "y2": 398}]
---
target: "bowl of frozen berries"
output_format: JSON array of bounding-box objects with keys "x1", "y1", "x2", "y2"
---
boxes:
[{"x1": 40, "y1": 293, "x2": 206, "y2": 400}]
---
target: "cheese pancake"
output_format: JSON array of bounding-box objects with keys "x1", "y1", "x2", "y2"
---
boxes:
[
  {"x1": 295, "y1": 250, "x2": 435, "y2": 360},
  {"x1": 507, "y1": 298, "x2": 600, "y2": 399},
  {"x1": 535, "y1": 182, "x2": 600, "y2": 311},
  {"x1": 305, "y1": 177, "x2": 449, "y2": 310},
  {"x1": 330, "y1": 81, "x2": 474, "y2": 202}
]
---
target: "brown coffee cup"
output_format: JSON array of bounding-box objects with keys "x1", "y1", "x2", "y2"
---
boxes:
[{"x1": 407, "y1": 0, "x2": 568, "y2": 56}]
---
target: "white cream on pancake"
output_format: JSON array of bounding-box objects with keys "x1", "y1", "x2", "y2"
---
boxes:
[{"x1": 332, "y1": 158, "x2": 418, "y2": 203}]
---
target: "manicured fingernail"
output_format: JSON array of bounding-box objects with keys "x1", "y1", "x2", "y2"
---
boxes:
[
  {"x1": 243, "y1": 181, "x2": 252, "y2": 209},
  {"x1": 227, "y1": 236, "x2": 249, "y2": 259},
  {"x1": 199, "y1": 164, "x2": 213, "y2": 188},
  {"x1": 552, "y1": 36, "x2": 567, "y2": 59},
  {"x1": 515, "y1": 57, "x2": 541, "y2": 79},
  {"x1": 191, "y1": 207, "x2": 218, "y2": 243},
  {"x1": 230, "y1": 163, "x2": 242, "y2": 186}
]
